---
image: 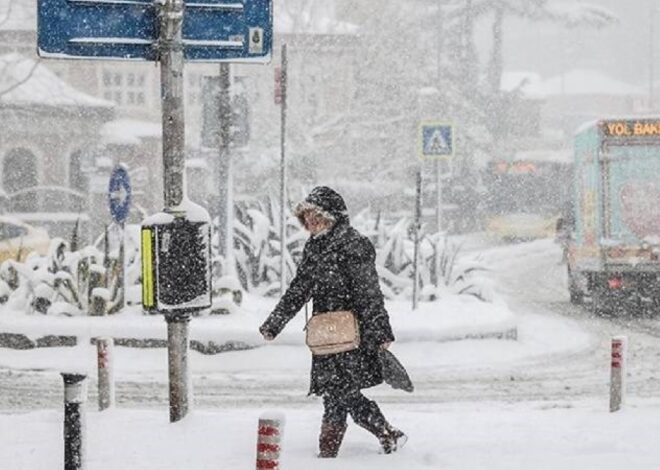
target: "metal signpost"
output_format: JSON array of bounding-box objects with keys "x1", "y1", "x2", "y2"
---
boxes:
[
  {"x1": 415, "y1": 122, "x2": 454, "y2": 301},
  {"x1": 38, "y1": 0, "x2": 273, "y2": 423},
  {"x1": 277, "y1": 44, "x2": 288, "y2": 297},
  {"x1": 108, "y1": 164, "x2": 131, "y2": 310}
]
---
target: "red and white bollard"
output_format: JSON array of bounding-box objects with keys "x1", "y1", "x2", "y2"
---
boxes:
[
  {"x1": 256, "y1": 413, "x2": 285, "y2": 470},
  {"x1": 610, "y1": 335, "x2": 627, "y2": 412},
  {"x1": 96, "y1": 337, "x2": 115, "y2": 411}
]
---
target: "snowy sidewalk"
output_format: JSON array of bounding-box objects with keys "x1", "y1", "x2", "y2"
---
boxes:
[{"x1": 1, "y1": 400, "x2": 658, "y2": 470}]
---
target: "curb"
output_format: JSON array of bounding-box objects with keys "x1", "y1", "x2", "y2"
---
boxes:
[
  {"x1": 0, "y1": 328, "x2": 517, "y2": 354},
  {"x1": 0, "y1": 332, "x2": 253, "y2": 355}
]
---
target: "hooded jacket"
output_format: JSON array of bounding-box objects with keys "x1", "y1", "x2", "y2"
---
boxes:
[{"x1": 260, "y1": 186, "x2": 395, "y2": 395}]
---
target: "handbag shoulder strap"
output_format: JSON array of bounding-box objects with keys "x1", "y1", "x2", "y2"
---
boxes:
[{"x1": 303, "y1": 302, "x2": 310, "y2": 331}]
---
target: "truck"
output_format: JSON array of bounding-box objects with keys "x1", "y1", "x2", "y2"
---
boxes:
[{"x1": 567, "y1": 118, "x2": 660, "y2": 315}]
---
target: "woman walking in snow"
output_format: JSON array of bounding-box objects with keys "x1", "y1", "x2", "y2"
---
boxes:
[{"x1": 259, "y1": 186, "x2": 407, "y2": 457}]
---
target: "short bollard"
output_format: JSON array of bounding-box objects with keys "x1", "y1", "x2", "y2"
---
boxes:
[
  {"x1": 62, "y1": 373, "x2": 87, "y2": 470},
  {"x1": 610, "y1": 336, "x2": 627, "y2": 412},
  {"x1": 256, "y1": 413, "x2": 285, "y2": 470},
  {"x1": 96, "y1": 337, "x2": 115, "y2": 411}
]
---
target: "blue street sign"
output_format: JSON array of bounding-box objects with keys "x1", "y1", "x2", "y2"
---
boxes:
[
  {"x1": 37, "y1": 0, "x2": 273, "y2": 62},
  {"x1": 108, "y1": 165, "x2": 132, "y2": 224},
  {"x1": 418, "y1": 122, "x2": 454, "y2": 159}
]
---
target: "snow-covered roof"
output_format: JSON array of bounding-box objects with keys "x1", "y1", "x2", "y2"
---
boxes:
[
  {"x1": 526, "y1": 69, "x2": 644, "y2": 98},
  {"x1": 0, "y1": 0, "x2": 34, "y2": 32},
  {"x1": 101, "y1": 119, "x2": 161, "y2": 146},
  {"x1": 546, "y1": 2, "x2": 618, "y2": 28},
  {"x1": 0, "y1": 53, "x2": 114, "y2": 109}
]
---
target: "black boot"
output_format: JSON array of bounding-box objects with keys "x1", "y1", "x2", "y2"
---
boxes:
[
  {"x1": 318, "y1": 421, "x2": 347, "y2": 458},
  {"x1": 350, "y1": 398, "x2": 407, "y2": 453},
  {"x1": 379, "y1": 424, "x2": 408, "y2": 454}
]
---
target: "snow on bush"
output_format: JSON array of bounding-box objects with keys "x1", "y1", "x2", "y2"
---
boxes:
[
  {"x1": 222, "y1": 202, "x2": 494, "y2": 303},
  {"x1": 0, "y1": 232, "x2": 132, "y2": 316}
]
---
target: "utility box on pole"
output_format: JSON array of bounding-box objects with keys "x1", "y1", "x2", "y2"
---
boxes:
[{"x1": 141, "y1": 215, "x2": 212, "y2": 314}]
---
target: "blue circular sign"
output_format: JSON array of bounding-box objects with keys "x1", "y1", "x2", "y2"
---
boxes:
[{"x1": 108, "y1": 165, "x2": 132, "y2": 224}]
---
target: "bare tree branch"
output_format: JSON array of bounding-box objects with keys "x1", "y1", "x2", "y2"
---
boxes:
[
  {"x1": 0, "y1": 56, "x2": 41, "y2": 99},
  {"x1": 0, "y1": 0, "x2": 15, "y2": 30}
]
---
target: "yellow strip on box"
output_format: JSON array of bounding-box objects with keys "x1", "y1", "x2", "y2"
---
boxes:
[{"x1": 141, "y1": 228, "x2": 154, "y2": 307}]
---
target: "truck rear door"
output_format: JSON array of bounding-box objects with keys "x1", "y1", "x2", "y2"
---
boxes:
[{"x1": 600, "y1": 144, "x2": 660, "y2": 245}]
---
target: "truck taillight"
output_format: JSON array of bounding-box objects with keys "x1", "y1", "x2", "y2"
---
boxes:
[{"x1": 607, "y1": 277, "x2": 624, "y2": 289}]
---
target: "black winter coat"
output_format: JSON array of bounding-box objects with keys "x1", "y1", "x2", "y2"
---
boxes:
[{"x1": 259, "y1": 221, "x2": 395, "y2": 396}]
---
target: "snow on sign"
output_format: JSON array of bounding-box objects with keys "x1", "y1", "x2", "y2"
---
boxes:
[
  {"x1": 37, "y1": 0, "x2": 273, "y2": 63},
  {"x1": 419, "y1": 122, "x2": 454, "y2": 160}
]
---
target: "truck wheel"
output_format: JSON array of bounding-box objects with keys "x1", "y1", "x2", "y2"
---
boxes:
[
  {"x1": 567, "y1": 266, "x2": 583, "y2": 305},
  {"x1": 590, "y1": 288, "x2": 612, "y2": 317},
  {"x1": 569, "y1": 287, "x2": 583, "y2": 305}
]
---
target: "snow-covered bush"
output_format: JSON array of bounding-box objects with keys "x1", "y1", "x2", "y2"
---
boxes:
[
  {"x1": 214, "y1": 197, "x2": 306, "y2": 297},
  {"x1": 212, "y1": 202, "x2": 493, "y2": 303},
  {"x1": 0, "y1": 232, "x2": 131, "y2": 316},
  {"x1": 355, "y1": 213, "x2": 493, "y2": 302}
]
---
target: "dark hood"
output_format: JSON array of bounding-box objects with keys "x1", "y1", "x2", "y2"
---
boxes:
[{"x1": 298, "y1": 186, "x2": 350, "y2": 224}]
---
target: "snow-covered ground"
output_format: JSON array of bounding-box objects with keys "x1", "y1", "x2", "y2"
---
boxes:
[
  {"x1": 2, "y1": 400, "x2": 659, "y2": 469},
  {"x1": 2, "y1": 237, "x2": 660, "y2": 468}
]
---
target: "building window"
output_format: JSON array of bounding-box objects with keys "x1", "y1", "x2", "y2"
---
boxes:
[{"x1": 100, "y1": 69, "x2": 148, "y2": 108}]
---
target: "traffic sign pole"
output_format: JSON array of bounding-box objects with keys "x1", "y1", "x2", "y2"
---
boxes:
[
  {"x1": 108, "y1": 165, "x2": 131, "y2": 312},
  {"x1": 412, "y1": 168, "x2": 422, "y2": 311},
  {"x1": 434, "y1": 160, "x2": 442, "y2": 288},
  {"x1": 217, "y1": 62, "x2": 232, "y2": 272},
  {"x1": 160, "y1": 0, "x2": 186, "y2": 210},
  {"x1": 158, "y1": 0, "x2": 190, "y2": 423},
  {"x1": 279, "y1": 44, "x2": 288, "y2": 297}
]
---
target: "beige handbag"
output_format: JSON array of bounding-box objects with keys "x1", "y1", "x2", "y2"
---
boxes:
[{"x1": 305, "y1": 310, "x2": 360, "y2": 356}]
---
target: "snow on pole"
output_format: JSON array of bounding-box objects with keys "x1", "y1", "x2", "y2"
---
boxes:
[
  {"x1": 610, "y1": 335, "x2": 627, "y2": 412},
  {"x1": 256, "y1": 412, "x2": 285, "y2": 470},
  {"x1": 62, "y1": 373, "x2": 87, "y2": 470},
  {"x1": 96, "y1": 337, "x2": 115, "y2": 411}
]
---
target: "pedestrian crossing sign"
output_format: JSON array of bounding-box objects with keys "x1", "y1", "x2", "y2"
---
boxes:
[{"x1": 419, "y1": 122, "x2": 453, "y2": 160}]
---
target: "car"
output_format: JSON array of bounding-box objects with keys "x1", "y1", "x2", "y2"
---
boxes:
[{"x1": 0, "y1": 216, "x2": 50, "y2": 263}]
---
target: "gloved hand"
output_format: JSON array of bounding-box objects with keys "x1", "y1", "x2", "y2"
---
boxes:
[{"x1": 259, "y1": 325, "x2": 274, "y2": 341}]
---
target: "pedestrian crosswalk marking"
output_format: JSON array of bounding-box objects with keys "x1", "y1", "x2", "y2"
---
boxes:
[{"x1": 419, "y1": 122, "x2": 454, "y2": 160}]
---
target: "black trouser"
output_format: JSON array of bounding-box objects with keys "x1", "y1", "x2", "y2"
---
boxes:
[{"x1": 322, "y1": 389, "x2": 388, "y2": 437}]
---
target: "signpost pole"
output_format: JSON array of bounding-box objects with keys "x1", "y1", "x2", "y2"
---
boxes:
[
  {"x1": 412, "y1": 167, "x2": 422, "y2": 310},
  {"x1": 279, "y1": 44, "x2": 288, "y2": 297},
  {"x1": 434, "y1": 159, "x2": 442, "y2": 288},
  {"x1": 117, "y1": 222, "x2": 126, "y2": 310},
  {"x1": 217, "y1": 63, "x2": 232, "y2": 273},
  {"x1": 158, "y1": 0, "x2": 190, "y2": 423},
  {"x1": 108, "y1": 165, "x2": 131, "y2": 309}
]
